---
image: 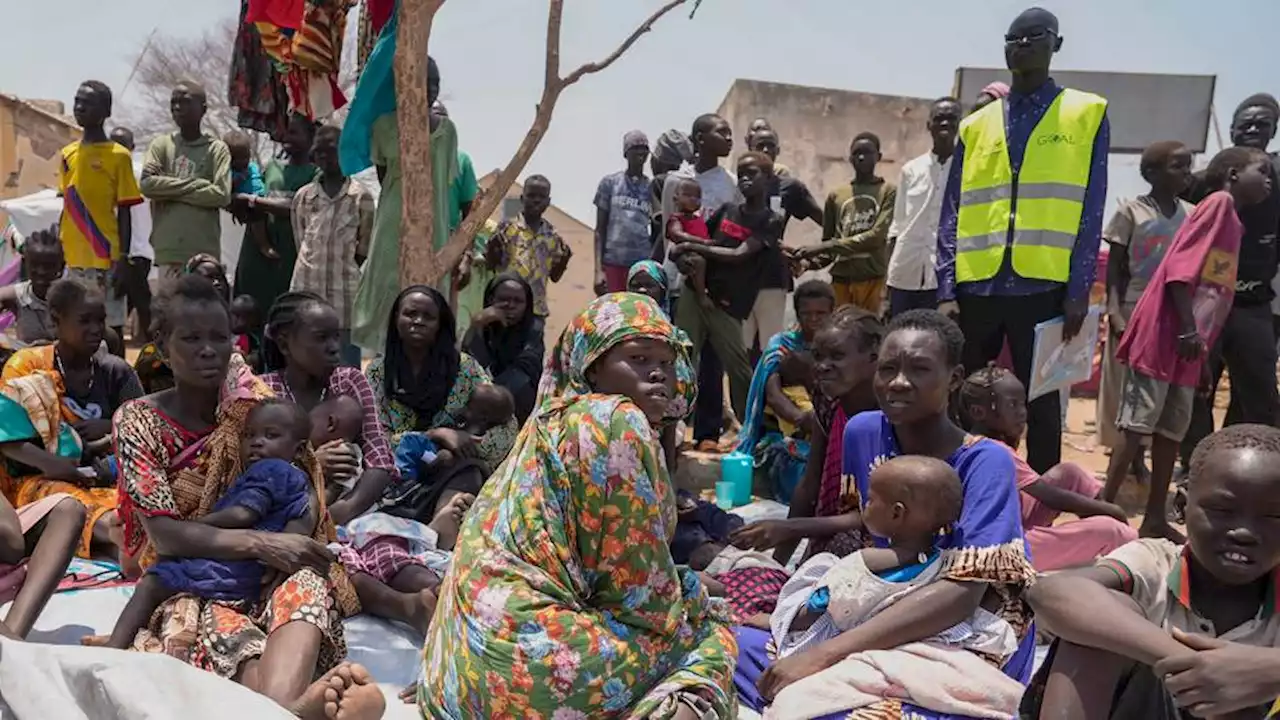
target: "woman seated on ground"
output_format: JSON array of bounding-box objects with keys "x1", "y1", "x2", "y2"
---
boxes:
[
  {"x1": 133, "y1": 254, "x2": 232, "y2": 394},
  {"x1": 961, "y1": 364, "x2": 1136, "y2": 572},
  {"x1": 0, "y1": 279, "x2": 143, "y2": 559},
  {"x1": 417, "y1": 293, "x2": 738, "y2": 718},
  {"x1": 734, "y1": 309, "x2": 1038, "y2": 719},
  {"x1": 712, "y1": 307, "x2": 883, "y2": 620},
  {"x1": 366, "y1": 285, "x2": 517, "y2": 520},
  {"x1": 112, "y1": 275, "x2": 359, "y2": 712},
  {"x1": 259, "y1": 291, "x2": 458, "y2": 633},
  {"x1": 460, "y1": 273, "x2": 544, "y2": 424},
  {"x1": 0, "y1": 492, "x2": 85, "y2": 639},
  {"x1": 734, "y1": 280, "x2": 836, "y2": 502}
]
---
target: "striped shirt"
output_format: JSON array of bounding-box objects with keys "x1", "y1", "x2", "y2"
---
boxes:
[{"x1": 290, "y1": 178, "x2": 373, "y2": 328}]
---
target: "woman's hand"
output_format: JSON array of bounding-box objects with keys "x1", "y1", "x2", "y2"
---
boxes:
[
  {"x1": 728, "y1": 520, "x2": 793, "y2": 551},
  {"x1": 757, "y1": 648, "x2": 833, "y2": 702},
  {"x1": 471, "y1": 307, "x2": 504, "y2": 329},
  {"x1": 314, "y1": 440, "x2": 361, "y2": 484},
  {"x1": 428, "y1": 428, "x2": 479, "y2": 459},
  {"x1": 74, "y1": 418, "x2": 114, "y2": 443},
  {"x1": 1155, "y1": 629, "x2": 1280, "y2": 717},
  {"x1": 45, "y1": 456, "x2": 90, "y2": 484},
  {"x1": 253, "y1": 532, "x2": 335, "y2": 575}
]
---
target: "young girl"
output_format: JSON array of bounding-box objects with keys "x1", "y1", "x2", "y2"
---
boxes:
[
  {"x1": 962, "y1": 365, "x2": 1136, "y2": 571},
  {"x1": 765, "y1": 456, "x2": 1024, "y2": 719},
  {"x1": 90, "y1": 399, "x2": 316, "y2": 649}
]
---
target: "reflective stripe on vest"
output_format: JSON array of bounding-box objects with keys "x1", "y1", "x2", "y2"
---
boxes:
[{"x1": 955, "y1": 88, "x2": 1107, "y2": 284}]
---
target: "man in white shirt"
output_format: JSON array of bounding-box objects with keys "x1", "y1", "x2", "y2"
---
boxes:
[
  {"x1": 885, "y1": 97, "x2": 961, "y2": 317},
  {"x1": 111, "y1": 126, "x2": 155, "y2": 341}
]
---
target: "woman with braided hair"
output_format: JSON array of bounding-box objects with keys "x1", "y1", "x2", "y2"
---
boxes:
[{"x1": 961, "y1": 364, "x2": 1135, "y2": 571}]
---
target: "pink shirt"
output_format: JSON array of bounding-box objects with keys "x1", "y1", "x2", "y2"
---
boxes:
[{"x1": 1116, "y1": 191, "x2": 1242, "y2": 387}]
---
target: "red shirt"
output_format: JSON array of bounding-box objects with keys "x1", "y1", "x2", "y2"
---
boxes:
[
  {"x1": 670, "y1": 212, "x2": 710, "y2": 243},
  {"x1": 1116, "y1": 191, "x2": 1243, "y2": 387}
]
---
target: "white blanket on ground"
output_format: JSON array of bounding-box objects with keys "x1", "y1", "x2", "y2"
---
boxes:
[
  {"x1": 765, "y1": 641, "x2": 1025, "y2": 720},
  {"x1": 0, "y1": 637, "x2": 296, "y2": 719}
]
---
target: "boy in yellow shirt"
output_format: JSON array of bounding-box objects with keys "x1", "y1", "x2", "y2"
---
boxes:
[{"x1": 60, "y1": 80, "x2": 142, "y2": 351}]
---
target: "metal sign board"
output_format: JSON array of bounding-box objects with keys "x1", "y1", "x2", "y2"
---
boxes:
[{"x1": 954, "y1": 68, "x2": 1216, "y2": 154}]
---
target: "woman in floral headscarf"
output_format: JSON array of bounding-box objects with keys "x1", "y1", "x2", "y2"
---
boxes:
[{"x1": 417, "y1": 293, "x2": 737, "y2": 719}]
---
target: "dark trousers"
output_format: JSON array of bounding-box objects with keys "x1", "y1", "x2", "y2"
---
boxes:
[
  {"x1": 125, "y1": 257, "x2": 152, "y2": 342},
  {"x1": 693, "y1": 344, "x2": 725, "y2": 442},
  {"x1": 958, "y1": 291, "x2": 1064, "y2": 473},
  {"x1": 888, "y1": 287, "x2": 937, "y2": 318},
  {"x1": 1180, "y1": 302, "x2": 1279, "y2": 467}
]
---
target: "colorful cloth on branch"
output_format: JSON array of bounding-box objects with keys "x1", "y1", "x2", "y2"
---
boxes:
[
  {"x1": 244, "y1": 0, "x2": 351, "y2": 122},
  {"x1": 230, "y1": 0, "x2": 292, "y2": 140}
]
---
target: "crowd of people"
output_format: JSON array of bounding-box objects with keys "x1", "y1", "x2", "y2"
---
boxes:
[{"x1": 1, "y1": 4, "x2": 1280, "y2": 720}]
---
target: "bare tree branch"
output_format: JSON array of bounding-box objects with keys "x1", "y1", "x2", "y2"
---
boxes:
[
  {"x1": 424, "y1": 0, "x2": 694, "y2": 284},
  {"x1": 560, "y1": 0, "x2": 690, "y2": 87},
  {"x1": 544, "y1": 1, "x2": 563, "y2": 93}
]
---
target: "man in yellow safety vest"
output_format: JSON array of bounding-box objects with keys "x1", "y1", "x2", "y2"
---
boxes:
[{"x1": 936, "y1": 6, "x2": 1110, "y2": 474}]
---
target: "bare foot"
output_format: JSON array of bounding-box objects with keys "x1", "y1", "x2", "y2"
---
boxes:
[
  {"x1": 80, "y1": 634, "x2": 112, "y2": 647},
  {"x1": 408, "y1": 589, "x2": 437, "y2": 636},
  {"x1": 428, "y1": 493, "x2": 474, "y2": 551},
  {"x1": 290, "y1": 663, "x2": 353, "y2": 720},
  {"x1": 330, "y1": 664, "x2": 386, "y2": 720},
  {"x1": 1138, "y1": 520, "x2": 1186, "y2": 544}
]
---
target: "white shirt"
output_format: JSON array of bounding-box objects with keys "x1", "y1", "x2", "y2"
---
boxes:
[
  {"x1": 886, "y1": 151, "x2": 950, "y2": 291},
  {"x1": 129, "y1": 160, "x2": 154, "y2": 261}
]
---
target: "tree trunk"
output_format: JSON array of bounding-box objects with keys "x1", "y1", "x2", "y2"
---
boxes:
[
  {"x1": 393, "y1": 0, "x2": 693, "y2": 286},
  {"x1": 393, "y1": 0, "x2": 446, "y2": 287}
]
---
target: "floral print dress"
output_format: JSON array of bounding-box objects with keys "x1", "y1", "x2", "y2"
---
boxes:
[
  {"x1": 365, "y1": 352, "x2": 517, "y2": 489},
  {"x1": 417, "y1": 293, "x2": 737, "y2": 719}
]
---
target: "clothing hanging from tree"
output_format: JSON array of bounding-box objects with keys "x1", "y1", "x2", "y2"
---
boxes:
[{"x1": 239, "y1": 0, "x2": 352, "y2": 125}]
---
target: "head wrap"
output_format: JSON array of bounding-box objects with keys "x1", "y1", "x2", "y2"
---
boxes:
[
  {"x1": 652, "y1": 129, "x2": 695, "y2": 167},
  {"x1": 535, "y1": 292, "x2": 694, "y2": 421}
]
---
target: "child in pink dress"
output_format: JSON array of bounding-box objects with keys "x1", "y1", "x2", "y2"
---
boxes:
[{"x1": 961, "y1": 365, "x2": 1136, "y2": 571}]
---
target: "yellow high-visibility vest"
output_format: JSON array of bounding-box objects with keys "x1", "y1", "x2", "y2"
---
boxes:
[{"x1": 955, "y1": 88, "x2": 1107, "y2": 283}]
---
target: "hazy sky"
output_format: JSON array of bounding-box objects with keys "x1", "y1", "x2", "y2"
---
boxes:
[{"x1": 4, "y1": 0, "x2": 1278, "y2": 222}]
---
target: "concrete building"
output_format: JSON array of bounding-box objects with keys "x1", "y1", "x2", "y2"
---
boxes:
[
  {"x1": 0, "y1": 94, "x2": 79, "y2": 203},
  {"x1": 716, "y1": 78, "x2": 935, "y2": 247},
  {"x1": 477, "y1": 171, "x2": 596, "y2": 346}
]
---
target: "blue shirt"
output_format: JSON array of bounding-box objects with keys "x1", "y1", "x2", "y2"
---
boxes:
[
  {"x1": 231, "y1": 161, "x2": 266, "y2": 197},
  {"x1": 936, "y1": 79, "x2": 1110, "y2": 302},
  {"x1": 594, "y1": 170, "x2": 654, "y2": 268}
]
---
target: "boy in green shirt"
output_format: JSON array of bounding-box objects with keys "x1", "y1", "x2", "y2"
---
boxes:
[{"x1": 139, "y1": 81, "x2": 231, "y2": 283}]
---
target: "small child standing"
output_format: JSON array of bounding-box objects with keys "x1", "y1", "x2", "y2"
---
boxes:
[
  {"x1": 961, "y1": 365, "x2": 1135, "y2": 571},
  {"x1": 290, "y1": 125, "x2": 372, "y2": 367},
  {"x1": 229, "y1": 294, "x2": 262, "y2": 370},
  {"x1": 766, "y1": 455, "x2": 1024, "y2": 719},
  {"x1": 1106, "y1": 146, "x2": 1273, "y2": 542},
  {"x1": 89, "y1": 399, "x2": 315, "y2": 649},
  {"x1": 486, "y1": 175, "x2": 571, "y2": 320},
  {"x1": 666, "y1": 177, "x2": 714, "y2": 309},
  {"x1": 223, "y1": 131, "x2": 275, "y2": 261}
]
